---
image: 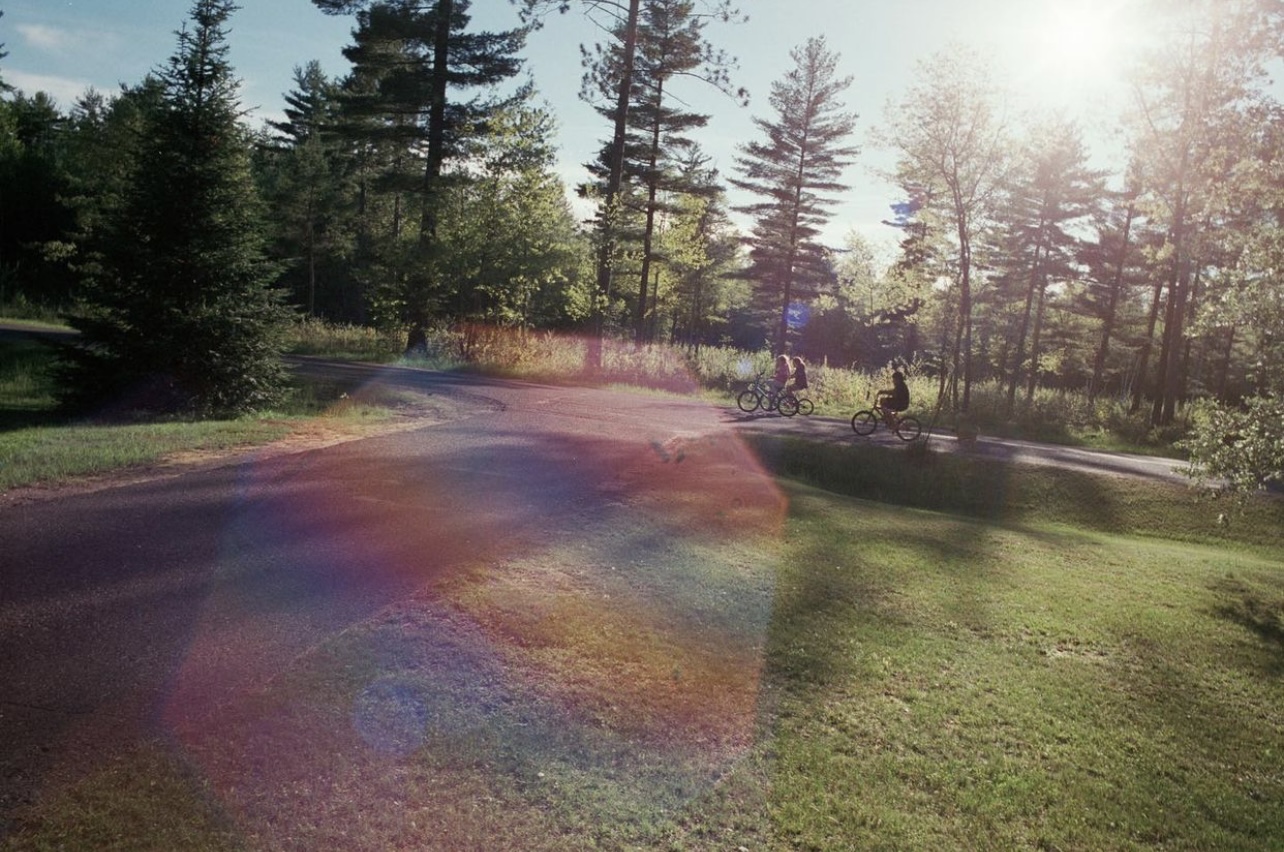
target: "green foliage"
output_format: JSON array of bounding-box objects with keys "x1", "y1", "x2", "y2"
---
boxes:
[
  {"x1": 59, "y1": 0, "x2": 291, "y2": 418},
  {"x1": 1182, "y1": 395, "x2": 1284, "y2": 495},
  {"x1": 731, "y1": 36, "x2": 858, "y2": 353},
  {"x1": 0, "y1": 90, "x2": 79, "y2": 306},
  {"x1": 438, "y1": 105, "x2": 592, "y2": 327}
]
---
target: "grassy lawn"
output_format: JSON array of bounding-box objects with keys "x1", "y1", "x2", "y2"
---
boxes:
[
  {"x1": 0, "y1": 334, "x2": 432, "y2": 493},
  {"x1": 5, "y1": 437, "x2": 1281, "y2": 849}
]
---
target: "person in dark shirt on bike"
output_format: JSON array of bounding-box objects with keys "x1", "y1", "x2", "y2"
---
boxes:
[
  {"x1": 790, "y1": 356, "x2": 808, "y2": 393},
  {"x1": 876, "y1": 370, "x2": 909, "y2": 423}
]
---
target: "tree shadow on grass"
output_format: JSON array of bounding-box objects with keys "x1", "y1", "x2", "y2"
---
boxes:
[
  {"x1": 1209, "y1": 576, "x2": 1284, "y2": 675},
  {"x1": 0, "y1": 407, "x2": 63, "y2": 432},
  {"x1": 745, "y1": 433, "x2": 1132, "y2": 534}
]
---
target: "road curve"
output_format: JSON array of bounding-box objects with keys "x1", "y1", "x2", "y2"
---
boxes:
[{"x1": 0, "y1": 356, "x2": 1197, "y2": 839}]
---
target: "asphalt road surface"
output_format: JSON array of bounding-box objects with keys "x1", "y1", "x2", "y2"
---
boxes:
[
  {"x1": 0, "y1": 360, "x2": 770, "y2": 835},
  {"x1": 0, "y1": 356, "x2": 1193, "y2": 837}
]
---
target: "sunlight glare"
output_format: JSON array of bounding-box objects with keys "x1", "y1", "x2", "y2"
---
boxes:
[{"x1": 1016, "y1": 0, "x2": 1140, "y2": 107}]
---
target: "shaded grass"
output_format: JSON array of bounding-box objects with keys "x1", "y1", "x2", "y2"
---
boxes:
[{"x1": 747, "y1": 434, "x2": 1284, "y2": 550}]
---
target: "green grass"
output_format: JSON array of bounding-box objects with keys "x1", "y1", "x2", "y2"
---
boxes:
[
  {"x1": 5, "y1": 441, "x2": 1281, "y2": 850},
  {"x1": 753, "y1": 488, "x2": 1283, "y2": 850},
  {"x1": 0, "y1": 333, "x2": 410, "y2": 492},
  {"x1": 746, "y1": 435, "x2": 1284, "y2": 550},
  {"x1": 3, "y1": 316, "x2": 1280, "y2": 848}
]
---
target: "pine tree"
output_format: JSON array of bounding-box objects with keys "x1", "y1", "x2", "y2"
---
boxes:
[
  {"x1": 581, "y1": 0, "x2": 741, "y2": 342},
  {"x1": 259, "y1": 62, "x2": 355, "y2": 320},
  {"x1": 730, "y1": 36, "x2": 857, "y2": 355},
  {"x1": 316, "y1": 0, "x2": 527, "y2": 348},
  {"x1": 0, "y1": 12, "x2": 10, "y2": 94},
  {"x1": 61, "y1": 0, "x2": 290, "y2": 418},
  {"x1": 989, "y1": 117, "x2": 1105, "y2": 414}
]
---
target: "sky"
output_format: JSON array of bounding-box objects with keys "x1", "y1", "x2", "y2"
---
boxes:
[{"x1": 1, "y1": 0, "x2": 1159, "y2": 258}]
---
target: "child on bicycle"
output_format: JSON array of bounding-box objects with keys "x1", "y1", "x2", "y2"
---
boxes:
[
  {"x1": 875, "y1": 370, "x2": 909, "y2": 424},
  {"x1": 789, "y1": 356, "x2": 808, "y2": 393},
  {"x1": 771, "y1": 354, "x2": 791, "y2": 394}
]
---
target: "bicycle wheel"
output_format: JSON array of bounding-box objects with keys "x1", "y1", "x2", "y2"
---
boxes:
[
  {"x1": 798, "y1": 398, "x2": 814, "y2": 416},
  {"x1": 762, "y1": 392, "x2": 779, "y2": 412},
  {"x1": 895, "y1": 416, "x2": 922, "y2": 441},
  {"x1": 778, "y1": 395, "x2": 800, "y2": 416},
  {"x1": 851, "y1": 410, "x2": 879, "y2": 436},
  {"x1": 736, "y1": 389, "x2": 762, "y2": 413}
]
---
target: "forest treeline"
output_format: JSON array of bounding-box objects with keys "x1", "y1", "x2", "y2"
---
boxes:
[{"x1": 1, "y1": 0, "x2": 1282, "y2": 488}]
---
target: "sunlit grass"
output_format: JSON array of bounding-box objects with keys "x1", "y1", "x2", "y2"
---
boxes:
[
  {"x1": 0, "y1": 419, "x2": 294, "y2": 490},
  {"x1": 282, "y1": 316, "x2": 405, "y2": 361}
]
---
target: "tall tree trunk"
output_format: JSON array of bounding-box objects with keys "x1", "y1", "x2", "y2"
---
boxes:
[
  {"x1": 953, "y1": 193, "x2": 974, "y2": 412},
  {"x1": 1176, "y1": 263, "x2": 1203, "y2": 413},
  {"x1": 1089, "y1": 201, "x2": 1136, "y2": 402},
  {"x1": 1155, "y1": 254, "x2": 1190, "y2": 425},
  {"x1": 1214, "y1": 324, "x2": 1236, "y2": 403},
  {"x1": 1006, "y1": 238, "x2": 1045, "y2": 417},
  {"x1": 775, "y1": 183, "x2": 805, "y2": 355},
  {"x1": 421, "y1": 0, "x2": 451, "y2": 244},
  {"x1": 1129, "y1": 276, "x2": 1166, "y2": 414},
  {"x1": 636, "y1": 78, "x2": 665, "y2": 343},
  {"x1": 591, "y1": 0, "x2": 642, "y2": 369},
  {"x1": 1024, "y1": 282, "x2": 1049, "y2": 404}
]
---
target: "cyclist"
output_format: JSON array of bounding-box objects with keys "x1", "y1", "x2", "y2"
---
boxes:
[
  {"x1": 771, "y1": 354, "x2": 791, "y2": 394},
  {"x1": 789, "y1": 356, "x2": 808, "y2": 393},
  {"x1": 875, "y1": 370, "x2": 909, "y2": 425}
]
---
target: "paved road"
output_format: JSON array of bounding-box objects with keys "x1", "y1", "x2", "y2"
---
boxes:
[
  {"x1": 726, "y1": 404, "x2": 1193, "y2": 484},
  {"x1": 0, "y1": 356, "x2": 1196, "y2": 837},
  {"x1": 0, "y1": 361, "x2": 769, "y2": 835}
]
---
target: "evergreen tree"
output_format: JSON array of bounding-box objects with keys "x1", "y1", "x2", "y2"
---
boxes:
[
  {"x1": 258, "y1": 61, "x2": 357, "y2": 320},
  {"x1": 0, "y1": 12, "x2": 10, "y2": 94},
  {"x1": 60, "y1": 0, "x2": 290, "y2": 417},
  {"x1": 988, "y1": 116, "x2": 1105, "y2": 414},
  {"x1": 581, "y1": 0, "x2": 742, "y2": 342},
  {"x1": 316, "y1": 0, "x2": 527, "y2": 348},
  {"x1": 0, "y1": 91, "x2": 76, "y2": 306},
  {"x1": 517, "y1": 0, "x2": 742, "y2": 364},
  {"x1": 730, "y1": 36, "x2": 858, "y2": 355},
  {"x1": 61, "y1": 80, "x2": 168, "y2": 296},
  {"x1": 656, "y1": 147, "x2": 740, "y2": 349}
]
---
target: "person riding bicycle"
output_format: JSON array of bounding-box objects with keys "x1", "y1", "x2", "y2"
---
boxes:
[
  {"x1": 789, "y1": 356, "x2": 808, "y2": 393},
  {"x1": 875, "y1": 370, "x2": 909, "y2": 424},
  {"x1": 771, "y1": 354, "x2": 791, "y2": 394}
]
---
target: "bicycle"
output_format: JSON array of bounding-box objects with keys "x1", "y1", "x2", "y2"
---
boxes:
[
  {"x1": 850, "y1": 404, "x2": 922, "y2": 441},
  {"x1": 737, "y1": 374, "x2": 784, "y2": 413},
  {"x1": 776, "y1": 389, "x2": 814, "y2": 417}
]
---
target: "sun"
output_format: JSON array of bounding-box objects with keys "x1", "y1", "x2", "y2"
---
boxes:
[
  {"x1": 1038, "y1": 3, "x2": 1124, "y2": 73},
  {"x1": 1009, "y1": 0, "x2": 1144, "y2": 108}
]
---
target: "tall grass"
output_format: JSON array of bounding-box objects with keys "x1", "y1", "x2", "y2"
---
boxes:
[
  {"x1": 2, "y1": 311, "x2": 1187, "y2": 455},
  {"x1": 390, "y1": 323, "x2": 1183, "y2": 454},
  {"x1": 282, "y1": 316, "x2": 406, "y2": 361}
]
